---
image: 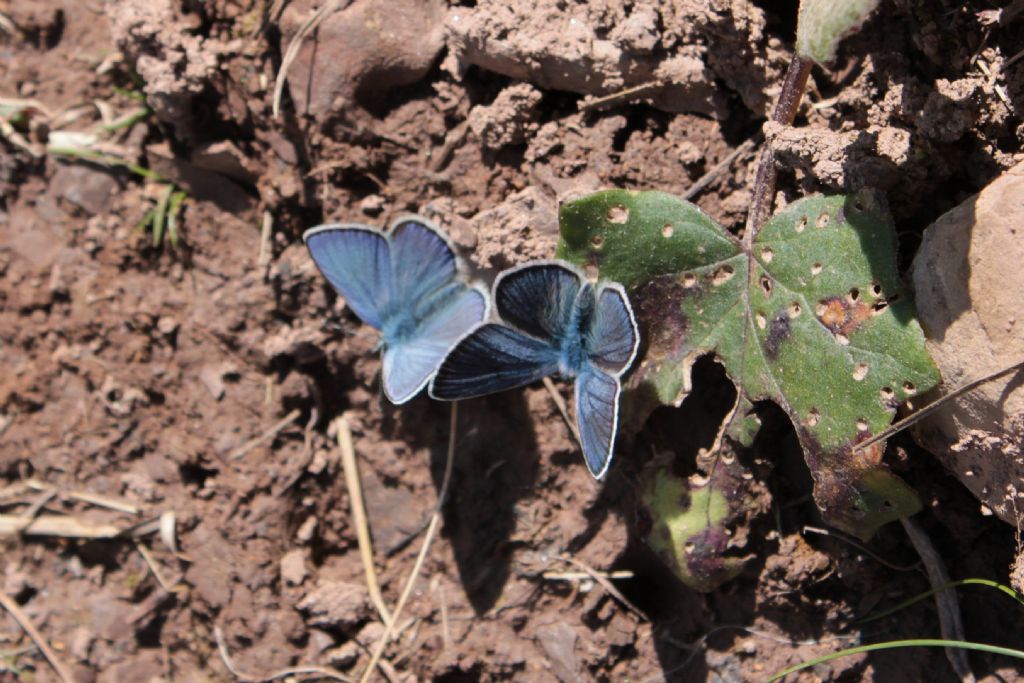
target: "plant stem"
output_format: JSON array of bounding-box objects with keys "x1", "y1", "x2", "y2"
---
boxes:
[{"x1": 744, "y1": 54, "x2": 812, "y2": 244}]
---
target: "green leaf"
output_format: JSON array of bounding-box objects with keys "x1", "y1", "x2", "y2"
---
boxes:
[
  {"x1": 796, "y1": 0, "x2": 880, "y2": 64},
  {"x1": 636, "y1": 440, "x2": 762, "y2": 591},
  {"x1": 559, "y1": 189, "x2": 939, "y2": 540}
]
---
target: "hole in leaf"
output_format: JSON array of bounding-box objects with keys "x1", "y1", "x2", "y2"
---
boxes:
[
  {"x1": 902, "y1": 381, "x2": 916, "y2": 395},
  {"x1": 684, "y1": 541, "x2": 696, "y2": 554},
  {"x1": 681, "y1": 273, "x2": 697, "y2": 288},
  {"x1": 712, "y1": 265, "x2": 735, "y2": 285},
  {"x1": 722, "y1": 452, "x2": 735, "y2": 464},
  {"x1": 871, "y1": 283, "x2": 882, "y2": 297},
  {"x1": 848, "y1": 287, "x2": 860, "y2": 302},
  {"x1": 816, "y1": 212, "x2": 830, "y2": 228},
  {"x1": 852, "y1": 363, "x2": 869, "y2": 381},
  {"x1": 760, "y1": 276, "x2": 773, "y2": 296},
  {"x1": 811, "y1": 262, "x2": 822, "y2": 275},
  {"x1": 661, "y1": 223, "x2": 674, "y2": 238},
  {"x1": 880, "y1": 386, "x2": 894, "y2": 399},
  {"x1": 796, "y1": 216, "x2": 808, "y2": 233},
  {"x1": 788, "y1": 302, "x2": 801, "y2": 318},
  {"x1": 856, "y1": 418, "x2": 869, "y2": 431},
  {"x1": 835, "y1": 333, "x2": 850, "y2": 346},
  {"x1": 607, "y1": 205, "x2": 629, "y2": 224},
  {"x1": 756, "y1": 313, "x2": 767, "y2": 329},
  {"x1": 590, "y1": 234, "x2": 605, "y2": 248},
  {"x1": 852, "y1": 197, "x2": 865, "y2": 212},
  {"x1": 760, "y1": 246, "x2": 774, "y2": 263},
  {"x1": 882, "y1": 499, "x2": 894, "y2": 509},
  {"x1": 872, "y1": 300, "x2": 889, "y2": 315},
  {"x1": 807, "y1": 408, "x2": 820, "y2": 426}
]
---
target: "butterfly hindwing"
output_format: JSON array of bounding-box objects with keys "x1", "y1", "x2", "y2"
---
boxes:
[
  {"x1": 382, "y1": 285, "x2": 489, "y2": 404},
  {"x1": 585, "y1": 283, "x2": 639, "y2": 376},
  {"x1": 574, "y1": 366, "x2": 621, "y2": 479},
  {"x1": 430, "y1": 323, "x2": 561, "y2": 400},
  {"x1": 304, "y1": 226, "x2": 391, "y2": 330},
  {"x1": 494, "y1": 261, "x2": 582, "y2": 343}
]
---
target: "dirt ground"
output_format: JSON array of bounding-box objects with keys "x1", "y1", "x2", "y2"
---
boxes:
[{"x1": 2, "y1": 0, "x2": 1024, "y2": 681}]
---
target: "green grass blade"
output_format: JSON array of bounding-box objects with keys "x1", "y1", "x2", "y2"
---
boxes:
[
  {"x1": 166, "y1": 190, "x2": 187, "y2": 248},
  {"x1": 768, "y1": 639, "x2": 1024, "y2": 681},
  {"x1": 48, "y1": 145, "x2": 165, "y2": 182},
  {"x1": 857, "y1": 578, "x2": 1024, "y2": 625},
  {"x1": 152, "y1": 184, "x2": 174, "y2": 247}
]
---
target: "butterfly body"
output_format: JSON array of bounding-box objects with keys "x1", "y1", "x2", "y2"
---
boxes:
[
  {"x1": 431, "y1": 261, "x2": 639, "y2": 479},
  {"x1": 304, "y1": 217, "x2": 488, "y2": 404}
]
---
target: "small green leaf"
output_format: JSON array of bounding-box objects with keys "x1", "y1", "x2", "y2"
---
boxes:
[
  {"x1": 637, "y1": 456, "x2": 750, "y2": 592},
  {"x1": 559, "y1": 189, "x2": 939, "y2": 540},
  {"x1": 796, "y1": 0, "x2": 880, "y2": 64}
]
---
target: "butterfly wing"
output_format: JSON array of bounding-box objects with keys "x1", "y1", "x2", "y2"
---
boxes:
[
  {"x1": 388, "y1": 217, "x2": 459, "y2": 307},
  {"x1": 430, "y1": 323, "x2": 561, "y2": 400},
  {"x1": 381, "y1": 285, "x2": 489, "y2": 404},
  {"x1": 304, "y1": 225, "x2": 391, "y2": 330},
  {"x1": 586, "y1": 282, "x2": 639, "y2": 376},
  {"x1": 494, "y1": 261, "x2": 582, "y2": 342},
  {"x1": 574, "y1": 366, "x2": 621, "y2": 479}
]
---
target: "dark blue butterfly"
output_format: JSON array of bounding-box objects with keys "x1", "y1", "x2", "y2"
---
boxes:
[
  {"x1": 429, "y1": 261, "x2": 639, "y2": 479},
  {"x1": 304, "y1": 216, "x2": 489, "y2": 404}
]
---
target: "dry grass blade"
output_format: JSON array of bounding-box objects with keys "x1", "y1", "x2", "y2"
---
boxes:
[
  {"x1": 25, "y1": 479, "x2": 139, "y2": 515},
  {"x1": 358, "y1": 403, "x2": 460, "y2": 683},
  {"x1": 272, "y1": 0, "x2": 352, "y2": 119},
  {"x1": 802, "y1": 526, "x2": 920, "y2": 572},
  {"x1": 336, "y1": 415, "x2": 393, "y2": 628},
  {"x1": 214, "y1": 626, "x2": 352, "y2": 682},
  {"x1": 556, "y1": 555, "x2": 649, "y2": 621},
  {"x1": 0, "y1": 514, "x2": 121, "y2": 538},
  {"x1": 681, "y1": 134, "x2": 759, "y2": 201},
  {"x1": 854, "y1": 357, "x2": 1024, "y2": 453},
  {"x1": 543, "y1": 377, "x2": 580, "y2": 446},
  {"x1": 0, "y1": 591, "x2": 76, "y2": 683},
  {"x1": 228, "y1": 409, "x2": 302, "y2": 460},
  {"x1": 901, "y1": 517, "x2": 975, "y2": 682}
]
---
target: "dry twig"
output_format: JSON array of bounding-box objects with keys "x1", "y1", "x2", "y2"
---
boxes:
[
  {"x1": 228, "y1": 409, "x2": 302, "y2": 460},
  {"x1": 336, "y1": 415, "x2": 393, "y2": 628},
  {"x1": 901, "y1": 517, "x2": 974, "y2": 682},
  {"x1": 556, "y1": 555, "x2": 648, "y2": 621},
  {"x1": 272, "y1": 0, "x2": 353, "y2": 118},
  {"x1": 358, "y1": 403, "x2": 460, "y2": 683},
  {"x1": 0, "y1": 592, "x2": 76, "y2": 683},
  {"x1": 215, "y1": 626, "x2": 352, "y2": 682}
]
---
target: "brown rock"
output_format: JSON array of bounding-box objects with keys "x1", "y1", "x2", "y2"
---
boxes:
[
  {"x1": 281, "y1": 0, "x2": 446, "y2": 118},
  {"x1": 911, "y1": 161, "x2": 1024, "y2": 526},
  {"x1": 298, "y1": 580, "x2": 372, "y2": 629}
]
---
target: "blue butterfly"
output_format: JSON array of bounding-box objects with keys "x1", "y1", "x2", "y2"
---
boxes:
[
  {"x1": 304, "y1": 216, "x2": 489, "y2": 404},
  {"x1": 429, "y1": 260, "x2": 639, "y2": 479}
]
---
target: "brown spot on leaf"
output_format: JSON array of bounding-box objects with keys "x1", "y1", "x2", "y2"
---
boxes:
[
  {"x1": 816, "y1": 295, "x2": 873, "y2": 338},
  {"x1": 633, "y1": 275, "x2": 690, "y2": 360}
]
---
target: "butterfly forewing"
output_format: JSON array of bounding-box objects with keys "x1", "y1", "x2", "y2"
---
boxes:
[
  {"x1": 430, "y1": 323, "x2": 561, "y2": 400},
  {"x1": 495, "y1": 262, "x2": 582, "y2": 343},
  {"x1": 388, "y1": 219, "x2": 459, "y2": 307},
  {"x1": 304, "y1": 227, "x2": 391, "y2": 330},
  {"x1": 382, "y1": 286, "x2": 489, "y2": 403},
  {"x1": 585, "y1": 284, "x2": 639, "y2": 376},
  {"x1": 574, "y1": 367, "x2": 620, "y2": 479}
]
